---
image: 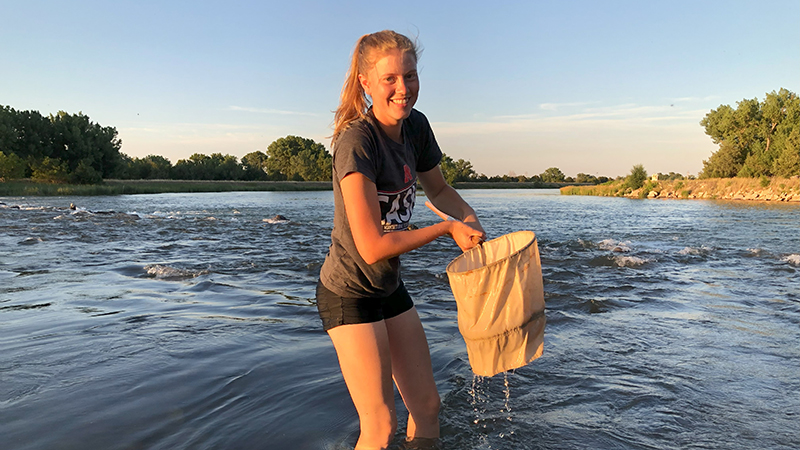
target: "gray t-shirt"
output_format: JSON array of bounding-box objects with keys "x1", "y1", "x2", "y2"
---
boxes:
[{"x1": 319, "y1": 108, "x2": 442, "y2": 298}]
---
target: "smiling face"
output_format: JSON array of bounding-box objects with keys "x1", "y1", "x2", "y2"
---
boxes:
[{"x1": 358, "y1": 48, "x2": 419, "y2": 137}]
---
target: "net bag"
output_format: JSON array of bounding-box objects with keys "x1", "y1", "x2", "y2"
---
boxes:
[{"x1": 445, "y1": 230, "x2": 545, "y2": 377}]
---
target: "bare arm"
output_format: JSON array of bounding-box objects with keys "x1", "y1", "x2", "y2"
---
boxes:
[
  {"x1": 417, "y1": 165, "x2": 486, "y2": 236},
  {"x1": 341, "y1": 171, "x2": 483, "y2": 264}
]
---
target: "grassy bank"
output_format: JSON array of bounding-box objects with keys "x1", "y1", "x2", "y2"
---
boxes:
[
  {"x1": 0, "y1": 179, "x2": 333, "y2": 196},
  {"x1": 561, "y1": 177, "x2": 800, "y2": 202},
  {"x1": 1, "y1": 179, "x2": 578, "y2": 196}
]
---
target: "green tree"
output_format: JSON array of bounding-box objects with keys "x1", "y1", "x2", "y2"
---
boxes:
[
  {"x1": 625, "y1": 164, "x2": 648, "y2": 190},
  {"x1": 266, "y1": 136, "x2": 331, "y2": 181},
  {"x1": 0, "y1": 106, "x2": 18, "y2": 155},
  {"x1": 241, "y1": 151, "x2": 270, "y2": 180},
  {"x1": 142, "y1": 155, "x2": 172, "y2": 179},
  {"x1": 575, "y1": 173, "x2": 599, "y2": 184},
  {"x1": 439, "y1": 153, "x2": 476, "y2": 184},
  {"x1": 0, "y1": 105, "x2": 123, "y2": 182},
  {"x1": 49, "y1": 111, "x2": 122, "y2": 179},
  {"x1": 700, "y1": 88, "x2": 799, "y2": 178},
  {"x1": 30, "y1": 157, "x2": 69, "y2": 183},
  {"x1": 212, "y1": 153, "x2": 245, "y2": 180},
  {"x1": 0, "y1": 151, "x2": 26, "y2": 179},
  {"x1": 123, "y1": 154, "x2": 173, "y2": 179},
  {"x1": 539, "y1": 167, "x2": 566, "y2": 183},
  {"x1": 170, "y1": 153, "x2": 246, "y2": 180},
  {"x1": 12, "y1": 109, "x2": 55, "y2": 162},
  {"x1": 70, "y1": 159, "x2": 103, "y2": 184}
]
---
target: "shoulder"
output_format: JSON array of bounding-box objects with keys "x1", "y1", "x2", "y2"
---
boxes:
[
  {"x1": 334, "y1": 116, "x2": 379, "y2": 155},
  {"x1": 405, "y1": 109, "x2": 432, "y2": 131}
]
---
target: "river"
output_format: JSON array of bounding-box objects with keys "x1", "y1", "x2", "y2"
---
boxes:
[{"x1": 1, "y1": 190, "x2": 798, "y2": 449}]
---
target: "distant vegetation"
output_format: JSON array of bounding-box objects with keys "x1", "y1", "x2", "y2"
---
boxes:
[
  {"x1": 117, "y1": 135, "x2": 332, "y2": 182},
  {"x1": 0, "y1": 105, "x2": 333, "y2": 184},
  {"x1": 700, "y1": 88, "x2": 799, "y2": 178},
  {"x1": 0, "y1": 105, "x2": 121, "y2": 184},
  {"x1": 439, "y1": 154, "x2": 610, "y2": 185},
  {"x1": 0, "y1": 103, "x2": 610, "y2": 189}
]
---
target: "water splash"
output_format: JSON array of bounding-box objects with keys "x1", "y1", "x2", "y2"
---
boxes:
[
  {"x1": 598, "y1": 239, "x2": 632, "y2": 252},
  {"x1": 678, "y1": 245, "x2": 712, "y2": 256},
  {"x1": 143, "y1": 264, "x2": 208, "y2": 279},
  {"x1": 782, "y1": 254, "x2": 800, "y2": 266}
]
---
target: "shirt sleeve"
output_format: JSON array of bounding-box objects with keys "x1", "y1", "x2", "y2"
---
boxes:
[
  {"x1": 332, "y1": 122, "x2": 379, "y2": 184},
  {"x1": 410, "y1": 110, "x2": 443, "y2": 173}
]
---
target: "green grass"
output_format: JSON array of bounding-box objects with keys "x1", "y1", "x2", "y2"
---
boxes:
[{"x1": 0, "y1": 179, "x2": 333, "y2": 196}]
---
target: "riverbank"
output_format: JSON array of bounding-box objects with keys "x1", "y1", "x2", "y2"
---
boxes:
[
  {"x1": 0, "y1": 179, "x2": 334, "y2": 196},
  {"x1": 560, "y1": 177, "x2": 800, "y2": 202},
  {"x1": 0, "y1": 179, "x2": 574, "y2": 196}
]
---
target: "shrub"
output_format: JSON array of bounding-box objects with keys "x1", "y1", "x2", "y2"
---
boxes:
[
  {"x1": 0, "y1": 151, "x2": 27, "y2": 179},
  {"x1": 31, "y1": 157, "x2": 69, "y2": 183},
  {"x1": 70, "y1": 160, "x2": 103, "y2": 184},
  {"x1": 625, "y1": 164, "x2": 648, "y2": 190}
]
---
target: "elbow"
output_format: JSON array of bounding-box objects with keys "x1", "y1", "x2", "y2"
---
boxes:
[
  {"x1": 361, "y1": 247, "x2": 387, "y2": 265},
  {"x1": 356, "y1": 244, "x2": 384, "y2": 265},
  {"x1": 362, "y1": 255, "x2": 381, "y2": 265}
]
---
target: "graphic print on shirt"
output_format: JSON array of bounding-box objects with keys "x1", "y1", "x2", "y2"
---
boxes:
[
  {"x1": 378, "y1": 182, "x2": 416, "y2": 232},
  {"x1": 403, "y1": 164, "x2": 413, "y2": 184}
]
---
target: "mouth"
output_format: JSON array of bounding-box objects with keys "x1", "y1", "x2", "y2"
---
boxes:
[{"x1": 391, "y1": 97, "x2": 411, "y2": 106}]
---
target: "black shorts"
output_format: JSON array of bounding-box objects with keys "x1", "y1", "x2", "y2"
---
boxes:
[{"x1": 316, "y1": 280, "x2": 414, "y2": 332}]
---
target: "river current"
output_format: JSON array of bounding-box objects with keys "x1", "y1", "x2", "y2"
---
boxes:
[{"x1": 1, "y1": 190, "x2": 798, "y2": 450}]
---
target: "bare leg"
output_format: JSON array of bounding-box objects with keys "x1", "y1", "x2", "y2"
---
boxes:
[
  {"x1": 328, "y1": 321, "x2": 397, "y2": 450},
  {"x1": 385, "y1": 307, "x2": 441, "y2": 439}
]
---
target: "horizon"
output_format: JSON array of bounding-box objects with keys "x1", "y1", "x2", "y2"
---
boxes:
[{"x1": 2, "y1": 1, "x2": 798, "y2": 178}]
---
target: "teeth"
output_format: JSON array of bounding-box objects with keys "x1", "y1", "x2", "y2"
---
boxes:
[{"x1": 392, "y1": 98, "x2": 408, "y2": 105}]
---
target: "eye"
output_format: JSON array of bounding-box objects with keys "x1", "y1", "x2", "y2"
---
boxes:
[
  {"x1": 384, "y1": 76, "x2": 396, "y2": 84},
  {"x1": 405, "y1": 72, "x2": 418, "y2": 81}
]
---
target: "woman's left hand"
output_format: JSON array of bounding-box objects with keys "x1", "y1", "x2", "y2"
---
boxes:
[{"x1": 449, "y1": 220, "x2": 486, "y2": 252}]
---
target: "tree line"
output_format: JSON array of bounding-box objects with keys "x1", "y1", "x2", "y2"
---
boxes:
[
  {"x1": 0, "y1": 103, "x2": 599, "y2": 186},
  {"x1": 0, "y1": 105, "x2": 333, "y2": 183},
  {"x1": 700, "y1": 88, "x2": 799, "y2": 178},
  {"x1": 0, "y1": 105, "x2": 122, "y2": 183},
  {"x1": 439, "y1": 154, "x2": 611, "y2": 185},
  {"x1": 117, "y1": 135, "x2": 332, "y2": 182}
]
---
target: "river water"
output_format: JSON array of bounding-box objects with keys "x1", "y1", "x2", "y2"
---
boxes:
[{"x1": 1, "y1": 190, "x2": 798, "y2": 450}]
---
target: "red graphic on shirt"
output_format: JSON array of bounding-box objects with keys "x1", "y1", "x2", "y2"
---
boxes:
[{"x1": 403, "y1": 165, "x2": 413, "y2": 184}]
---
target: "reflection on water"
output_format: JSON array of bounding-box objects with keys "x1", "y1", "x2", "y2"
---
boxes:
[{"x1": 1, "y1": 191, "x2": 798, "y2": 449}]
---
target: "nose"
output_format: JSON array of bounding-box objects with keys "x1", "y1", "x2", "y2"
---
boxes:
[{"x1": 395, "y1": 77, "x2": 407, "y2": 95}]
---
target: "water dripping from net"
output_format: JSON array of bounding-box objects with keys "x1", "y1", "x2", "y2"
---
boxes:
[{"x1": 468, "y1": 370, "x2": 517, "y2": 445}]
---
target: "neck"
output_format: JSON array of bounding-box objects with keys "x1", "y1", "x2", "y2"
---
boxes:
[{"x1": 378, "y1": 121, "x2": 403, "y2": 144}]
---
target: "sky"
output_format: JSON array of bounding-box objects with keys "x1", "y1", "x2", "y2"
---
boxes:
[{"x1": 2, "y1": 0, "x2": 798, "y2": 178}]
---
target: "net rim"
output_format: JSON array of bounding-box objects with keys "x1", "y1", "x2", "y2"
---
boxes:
[{"x1": 445, "y1": 230, "x2": 537, "y2": 275}]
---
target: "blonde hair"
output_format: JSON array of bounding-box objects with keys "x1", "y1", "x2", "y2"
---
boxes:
[{"x1": 332, "y1": 30, "x2": 420, "y2": 143}]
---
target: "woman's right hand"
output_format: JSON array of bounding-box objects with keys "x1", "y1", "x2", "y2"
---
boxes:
[{"x1": 449, "y1": 220, "x2": 486, "y2": 252}]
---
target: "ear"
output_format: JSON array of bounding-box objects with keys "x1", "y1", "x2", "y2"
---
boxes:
[{"x1": 358, "y1": 73, "x2": 371, "y2": 96}]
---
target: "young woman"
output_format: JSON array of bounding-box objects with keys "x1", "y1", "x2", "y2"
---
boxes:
[{"x1": 317, "y1": 30, "x2": 485, "y2": 450}]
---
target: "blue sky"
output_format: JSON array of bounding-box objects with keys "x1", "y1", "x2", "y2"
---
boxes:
[{"x1": 2, "y1": 0, "x2": 798, "y2": 177}]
